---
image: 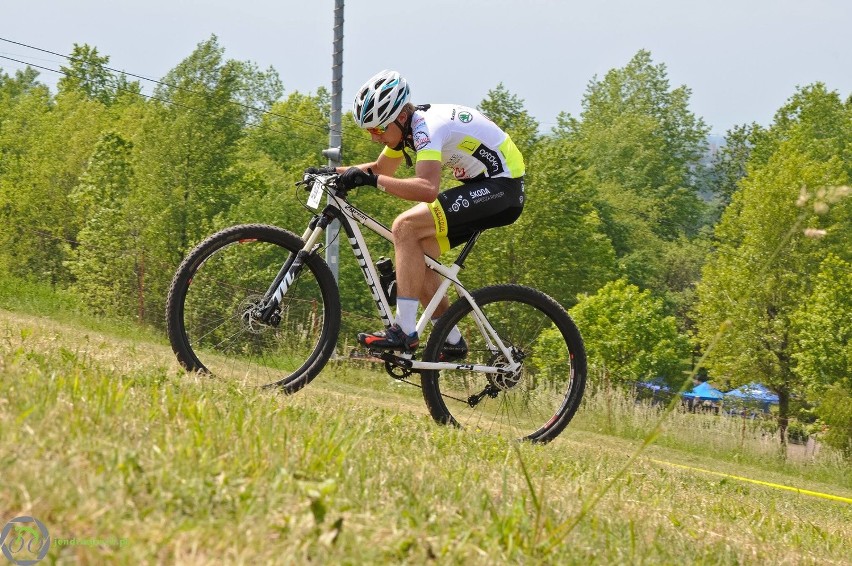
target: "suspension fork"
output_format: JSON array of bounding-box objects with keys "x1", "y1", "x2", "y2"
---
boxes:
[{"x1": 259, "y1": 211, "x2": 335, "y2": 323}]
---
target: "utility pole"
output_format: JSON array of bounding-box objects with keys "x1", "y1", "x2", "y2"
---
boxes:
[{"x1": 322, "y1": 0, "x2": 344, "y2": 281}]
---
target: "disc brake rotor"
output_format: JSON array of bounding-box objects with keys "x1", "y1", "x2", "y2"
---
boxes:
[
  {"x1": 487, "y1": 349, "x2": 524, "y2": 391},
  {"x1": 237, "y1": 295, "x2": 269, "y2": 334}
]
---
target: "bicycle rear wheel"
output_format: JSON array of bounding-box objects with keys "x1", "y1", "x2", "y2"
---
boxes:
[
  {"x1": 421, "y1": 285, "x2": 586, "y2": 443},
  {"x1": 166, "y1": 224, "x2": 341, "y2": 391}
]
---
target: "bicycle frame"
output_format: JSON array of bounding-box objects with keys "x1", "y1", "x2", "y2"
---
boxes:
[{"x1": 272, "y1": 182, "x2": 520, "y2": 376}]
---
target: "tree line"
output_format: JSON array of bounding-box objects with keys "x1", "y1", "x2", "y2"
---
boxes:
[{"x1": 1, "y1": 37, "x2": 849, "y2": 455}]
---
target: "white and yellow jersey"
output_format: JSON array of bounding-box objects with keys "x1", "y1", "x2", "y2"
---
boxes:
[{"x1": 383, "y1": 104, "x2": 525, "y2": 181}]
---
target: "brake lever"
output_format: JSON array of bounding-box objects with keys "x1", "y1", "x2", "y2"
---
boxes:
[{"x1": 296, "y1": 173, "x2": 319, "y2": 191}]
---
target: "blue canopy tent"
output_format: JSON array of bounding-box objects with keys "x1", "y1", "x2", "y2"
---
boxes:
[
  {"x1": 725, "y1": 383, "x2": 779, "y2": 403},
  {"x1": 636, "y1": 377, "x2": 671, "y2": 393},
  {"x1": 682, "y1": 381, "x2": 725, "y2": 401},
  {"x1": 725, "y1": 383, "x2": 779, "y2": 413},
  {"x1": 682, "y1": 381, "x2": 725, "y2": 413},
  {"x1": 635, "y1": 377, "x2": 673, "y2": 405}
]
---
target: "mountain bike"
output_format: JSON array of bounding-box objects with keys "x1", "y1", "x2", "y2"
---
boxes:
[{"x1": 166, "y1": 171, "x2": 587, "y2": 442}]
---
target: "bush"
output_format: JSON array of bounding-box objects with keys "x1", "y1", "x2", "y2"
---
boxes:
[
  {"x1": 786, "y1": 420, "x2": 810, "y2": 444},
  {"x1": 817, "y1": 383, "x2": 852, "y2": 457}
]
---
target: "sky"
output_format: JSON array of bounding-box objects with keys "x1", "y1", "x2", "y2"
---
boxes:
[{"x1": 2, "y1": 0, "x2": 851, "y2": 137}]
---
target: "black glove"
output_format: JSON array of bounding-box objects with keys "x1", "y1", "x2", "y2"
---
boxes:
[
  {"x1": 304, "y1": 166, "x2": 337, "y2": 176},
  {"x1": 336, "y1": 167, "x2": 378, "y2": 190}
]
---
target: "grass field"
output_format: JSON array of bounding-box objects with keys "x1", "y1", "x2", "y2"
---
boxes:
[{"x1": 1, "y1": 302, "x2": 850, "y2": 564}]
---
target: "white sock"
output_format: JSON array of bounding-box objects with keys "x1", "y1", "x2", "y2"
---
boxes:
[
  {"x1": 395, "y1": 297, "x2": 419, "y2": 335},
  {"x1": 432, "y1": 318, "x2": 462, "y2": 344}
]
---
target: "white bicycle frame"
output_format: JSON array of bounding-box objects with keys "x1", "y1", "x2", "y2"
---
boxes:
[{"x1": 279, "y1": 176, "x2": 520, "y2": 376}]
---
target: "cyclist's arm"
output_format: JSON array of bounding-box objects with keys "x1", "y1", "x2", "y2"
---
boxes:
[
  {"x1": 375, "y1": 159, "x2": 441, "y2": 203},
  {"x1": 339, "y1": 146, "x2": 403, "y2": 176},
  {"x1": 339, "y1": 146, "x2": 441, "y2": 202}
]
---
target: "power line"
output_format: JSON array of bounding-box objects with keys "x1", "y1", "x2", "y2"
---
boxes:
[
  {"x1": 0, "y1": 52, "x2": 332, "y2": 153},
  {"x1": 0, "y1": 36, "x2": 341, "y2": 138}
]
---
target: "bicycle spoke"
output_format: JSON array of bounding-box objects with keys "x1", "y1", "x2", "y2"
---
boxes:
[
  {"x1": 167, "y1": 225, "x2": 341, "y2": 390},
  {"x1": 420, "y1": 284, "x2": 586, "y2": 443}
]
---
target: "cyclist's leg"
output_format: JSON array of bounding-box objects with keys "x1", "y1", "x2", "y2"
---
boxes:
[
  {"x1": 419, "y1": 250, "x2": 451, "y2": 317},
  {"x1": 406, "y1": 177, "x2": 526, "y2": 316},
  {"x1": 358, "y1": 203, "x2": 447, "y2": 348},
  {"x1": 371, "y1": 177, "x2": 524, "y2": 345},
  {"x1": 391, "y1": 203, "x2": 447, "y2": 314}
]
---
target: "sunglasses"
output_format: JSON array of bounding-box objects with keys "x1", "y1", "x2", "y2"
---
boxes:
[{"x1": 367, "y1": 122, "x2": 393, "y2": 136}]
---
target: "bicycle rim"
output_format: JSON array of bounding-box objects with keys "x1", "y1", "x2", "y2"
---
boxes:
[
  {"x1": 421, "y1": 285, "x2": 586, "y2": 443},
  {"x1": 166, "y1": 224, "x2": 340, "y2": 390}
]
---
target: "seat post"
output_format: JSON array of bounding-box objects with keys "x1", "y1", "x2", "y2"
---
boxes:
[{"x1": 454, "y1": 231, "x2": 482, "y2": 268}]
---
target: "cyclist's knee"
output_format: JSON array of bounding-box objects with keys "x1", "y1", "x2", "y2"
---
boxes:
[
  {"x1": 392, "y1": 208, "x2": 434, "y2": 242},
  {"x1": 391, "y1": 215, "x2": 411, "y2": 241}
]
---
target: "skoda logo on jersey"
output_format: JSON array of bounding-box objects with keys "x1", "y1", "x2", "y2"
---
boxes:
[{"x1": 458, "y1": 111, "x2": 473, "y2": 123}]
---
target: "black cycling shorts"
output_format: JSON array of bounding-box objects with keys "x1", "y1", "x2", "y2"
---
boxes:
[{"x1": 427, "y1": 176, "x2": 525, "y2": 253}]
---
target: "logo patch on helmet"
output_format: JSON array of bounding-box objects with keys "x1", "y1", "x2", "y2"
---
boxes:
[{"x1": 458, "y1": 111, "x2": 473, "y2": 123}]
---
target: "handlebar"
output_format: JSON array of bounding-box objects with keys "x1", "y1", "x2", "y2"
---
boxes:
[
  {"x1": 296, "y1": 171, "x2": 353, "y2": 209},
  {"x1": 296, "y1": 171, "x2": 337, "y2": 188},
  {"x1": 297, "y1": 167, "x2": 380, "y2": 206},
  {"x1": 297, "y1": 171, "x2": 339, "y2": 192}
]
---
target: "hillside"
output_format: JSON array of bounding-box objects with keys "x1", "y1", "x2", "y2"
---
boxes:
[{"x1": 1, "y1": 308, "x2": 850, "y2": 564}]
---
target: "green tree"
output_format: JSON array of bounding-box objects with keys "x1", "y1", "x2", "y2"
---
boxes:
[
  {"x1": 569, "y1": 279, "x2": 690, "y2": 385},
  {"x1": 242, "y1": 88, "x2": 330, "y2": 180},
  {"x1": 454, "y1": 85, "x2": 614, "y2": 304},
  {"x1": 67, "y1": 132, "x2": 141, "y2": 318},
  {"x1": 139, "y1": 34, "x2": 283, "y2": 248},
  {"x1": 477, "y1": 83, "x2": 540, "y2": 156},
  {"x1": 793, "y1": 254, "x2": 852, "y2": 387},
  {"x1": 559, "y1": 50, "x2": 709, "y2": 236},
  {"x1": 555, "y1": 50, "x2": 711, "y2": 299},
  {"x1": 694, "y1": 84, "x2": 852, "y2": 448},
  {"x1": 0, "y1": 85, "x2": 110, "y2": 283},
  {"x1": 57, "y1": 44, "x2": 140, "y2": 105},
  {"x1": 710, "y1": 123, "x2": 766, "y2": 207},
  {"x1": 792, "y1": 254, "x2": 852, "y2": 456},
  {"x1": 0, "y1": 66, "x2": 48, "y2": 183},
  {"x1": 472, "y1": 137, "x2": 616, "y2": 304},
  {"x1": 131, "y1": 36, "x2": 283, "y2": 325},
  {"x1": 0, "y1": 66, "x2": 43, "y2": 104}
]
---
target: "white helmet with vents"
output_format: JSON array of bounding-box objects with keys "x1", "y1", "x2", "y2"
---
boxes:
[{"x1": 353, "y1": 70, "x2": 410, "y2": 129}]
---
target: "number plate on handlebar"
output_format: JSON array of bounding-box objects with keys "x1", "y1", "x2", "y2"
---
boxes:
[{"x1": 307, "y1": 180, "x2": 325, "y2": 210}]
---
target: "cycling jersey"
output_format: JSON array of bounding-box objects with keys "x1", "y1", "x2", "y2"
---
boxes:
[
  {"x1": 382, "y1": 104, "x2": 525, "y2": 180},
  {"x1": 381, "y1": 104, "x2": 526, "y2": 254}
]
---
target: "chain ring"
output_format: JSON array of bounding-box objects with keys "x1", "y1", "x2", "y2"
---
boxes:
[{"x1": 385, "y1": 360, "x2": 413, "y2": 379}]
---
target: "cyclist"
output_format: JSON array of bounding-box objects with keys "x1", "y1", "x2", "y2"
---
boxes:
[{"x1": 323, "y1": 69, "x2": 526, "y2": 356}]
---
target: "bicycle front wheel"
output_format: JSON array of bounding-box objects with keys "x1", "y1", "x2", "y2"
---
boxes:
[
  {"x1": 166, "y1": 224, "x2": 341, "y2": 391},
  {"x1": 421, "y1": 285, "x2": 586, "y2": 443}
]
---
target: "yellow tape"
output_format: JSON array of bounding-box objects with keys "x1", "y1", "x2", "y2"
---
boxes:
[{"x1": 650, "y1": 459, "x2": 852, "y2": 504}]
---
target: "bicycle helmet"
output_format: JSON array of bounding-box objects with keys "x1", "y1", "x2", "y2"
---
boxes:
[{"x1": 353, "y1": 70, "x2": 410, "y2": 129}]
